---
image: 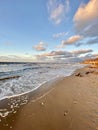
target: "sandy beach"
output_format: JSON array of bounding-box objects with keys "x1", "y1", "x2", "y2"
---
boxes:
[{"x1": 0, "y1": 66, "x2": 98, "y2": 130}]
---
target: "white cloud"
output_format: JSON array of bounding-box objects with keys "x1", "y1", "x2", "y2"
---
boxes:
[
  {"x1": 56, "y1": 35, "x2": 83, "y2": 49},
  {"x1": 33, "y1": 41, "x2": 47, "y2": 51},
  {"x1": 73, "y1": 0, "x2": 98, "y2": 37},
  {"x1": 53, "y1": 32, "x2": 69, "y2": 38},
  {"x1": 61, "y1": 35, "x2": 83, "y2": 46},
  {"x1": 34, "y1": 49, "x2": 93, "y2": 62},
  {"x1": 47, "y1": 0, "x2": 70, "y2": 24},
  {"x1": 72, "y1": 49, "x2": 93, "y2": 55}
]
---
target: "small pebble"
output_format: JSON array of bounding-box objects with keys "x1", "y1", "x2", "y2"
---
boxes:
[
  {"x1": 10, "y1": 126, "x2": 12, "y2": 129},
  {"x1": 64, "y1": 111, "x2": 68, "y2": 116},
  {"x1": 40, "y1": 102, "x2": 45, "y2": 106}
]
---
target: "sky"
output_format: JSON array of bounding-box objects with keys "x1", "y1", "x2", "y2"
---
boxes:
[{"x1": 0, "y1": 0, "x2": 98, "y2": 62}]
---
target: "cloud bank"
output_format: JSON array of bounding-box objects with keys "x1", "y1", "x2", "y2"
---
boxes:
[
  {"x1": 35, "y1": 49, "x2": 93, "y2": 62},
  {"x1": 73, "y1": 0, "x2": 98, "y2": 42}
]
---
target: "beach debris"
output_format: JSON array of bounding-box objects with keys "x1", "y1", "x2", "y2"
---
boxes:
[
  {"x1": 75, "y1": 73, "x2": 82, "y2": 77},
  {"x1": 64, "y1": 110, "x2": 68, "y2": 116},
  {"x1": 85, "y1": 71, "x2": 90, "y2": 74},
  {"x1": 40, "y1": 102, "x2": 45, "y2": 106}
]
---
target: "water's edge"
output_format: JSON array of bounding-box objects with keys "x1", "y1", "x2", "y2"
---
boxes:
[{"x1": 0, "y1": 65, "x2": 85, "y2": 117}]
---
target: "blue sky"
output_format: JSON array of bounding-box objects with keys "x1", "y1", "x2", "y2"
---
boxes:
[{"x1": 0, "y1": 0, "x2": 98, "y2": 62}]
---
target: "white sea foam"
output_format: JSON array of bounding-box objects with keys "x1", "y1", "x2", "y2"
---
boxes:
[{"x1": 0, "y1": 63, "x2": 84, "y2": 100}]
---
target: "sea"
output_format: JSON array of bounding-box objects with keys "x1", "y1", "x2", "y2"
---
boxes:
[{"x1": 0, "y1": 62, "x2": 84, "y2": 101}]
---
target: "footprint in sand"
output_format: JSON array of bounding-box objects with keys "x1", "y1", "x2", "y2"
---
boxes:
[{"x1": 73, "y1": 101, "x2": 78, "y2": 104}]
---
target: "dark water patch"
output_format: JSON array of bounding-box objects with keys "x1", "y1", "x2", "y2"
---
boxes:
[{"x1": 0, "y1": 76, "x2": 20, "y2": 81}]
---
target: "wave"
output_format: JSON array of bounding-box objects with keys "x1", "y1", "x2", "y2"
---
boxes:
[
  {"x1": 0, "y1": 63, "x2": 85, "y2": 101},
  {"x1": 0, "y1": 76, "x2": 63, "y2": 118},
  {"x1": 0, "y1": 63, "x2": 85, "y2": 118},
  {"x1": 0, "y1": 65, "x2": 51, "y2": 78}
]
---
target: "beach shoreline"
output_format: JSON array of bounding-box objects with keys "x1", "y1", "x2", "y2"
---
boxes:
[{"x1": 0, "y1": 66, "x2": 98, "y2": 130}]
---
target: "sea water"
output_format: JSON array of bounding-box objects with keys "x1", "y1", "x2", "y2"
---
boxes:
[{"x1": 0, "y1": 62, "x2": 84, "y2": 101}]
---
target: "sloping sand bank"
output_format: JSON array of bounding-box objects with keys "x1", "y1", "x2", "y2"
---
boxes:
[{"x1": 0, "y1": 67, "x2": 98, "y2": 130}]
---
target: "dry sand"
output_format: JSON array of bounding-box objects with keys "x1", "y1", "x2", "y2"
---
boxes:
[{"x1": 0, "y1": 67, "x2": 98, "y2": 130}]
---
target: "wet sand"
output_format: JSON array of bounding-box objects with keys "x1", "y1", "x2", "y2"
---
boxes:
[{"x1": 0, "y1": 67, "x2": 98, "y2": 130}]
